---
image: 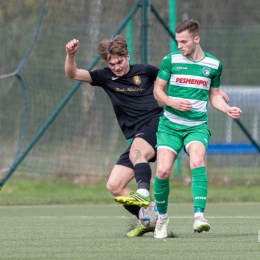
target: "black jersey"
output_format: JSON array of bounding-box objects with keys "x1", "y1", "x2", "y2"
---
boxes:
[{"x1": 89, "y1": 64, "x2": 163, "y2": 139}]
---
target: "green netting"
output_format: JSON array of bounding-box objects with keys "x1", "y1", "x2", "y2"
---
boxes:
[{"x1": 0, "y1": 0, "x2": 260, "y2": 203}]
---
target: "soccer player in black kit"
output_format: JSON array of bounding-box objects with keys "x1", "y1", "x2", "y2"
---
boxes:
[
  {"x1": 65, "y1": 35, "x2": 228, "y2": 237},
  {"x1": 65, "y1": 35, "x2": 162, "y2": 237}
]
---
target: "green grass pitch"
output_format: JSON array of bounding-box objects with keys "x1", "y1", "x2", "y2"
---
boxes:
[{"x1": 0, "y1": 203, "x2": 259, "y2": 259}]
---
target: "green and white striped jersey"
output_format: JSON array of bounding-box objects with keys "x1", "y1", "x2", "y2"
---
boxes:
[{"x1": 157, "y1": 50, "x2": 222, "y2": 129}]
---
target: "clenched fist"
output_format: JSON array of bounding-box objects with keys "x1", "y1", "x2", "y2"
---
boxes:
[{"x1": 66, "y1": 39, "x2": 79, "y2": 55}]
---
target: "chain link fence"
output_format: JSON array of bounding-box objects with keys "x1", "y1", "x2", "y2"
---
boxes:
[{"x1": 0, "y1": 0, "x2": 259, "y2": 204}]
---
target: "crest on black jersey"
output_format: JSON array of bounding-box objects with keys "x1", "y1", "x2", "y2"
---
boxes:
[{"x1": 133, "y1": 75, "x2": 141, "y2": 85}]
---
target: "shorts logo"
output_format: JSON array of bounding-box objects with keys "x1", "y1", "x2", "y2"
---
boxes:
[
  {"x1": 133, "y1": 75, "x2": 141, "y2": 85},
  {"x1": 202, "y1": 67, "x2": 211, "y2": 77}
]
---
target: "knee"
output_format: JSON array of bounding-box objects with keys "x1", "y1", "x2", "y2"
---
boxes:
[
  {"x1": 190, "y1": 158, "x2": 205, "y2": 169},
  {"x1": 156, "y1": 166, "x2": 171, "y2": 179},
  {"x1": 106, "y1": 180, "x2": 119, "y2": 196}
]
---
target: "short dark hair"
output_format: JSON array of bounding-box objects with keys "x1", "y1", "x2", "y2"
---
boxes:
[
  {"x1": 97, "y1": 35, "x2": 129, "y2": 62},
  {"x1": 175, "y1": 19, "x2": 200, "y2": 37}
]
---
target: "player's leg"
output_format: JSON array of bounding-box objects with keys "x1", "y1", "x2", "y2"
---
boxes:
[
  {"x1": 129, "y1": 137, "x2": 155, "y2": 201},
  {"x1": 115, "y1": 117, "x2": 158, "y2": 207},
  {"x1": 114, "y1": 138, "x2": 154, "y2": 207},
  {"x1": 185, "y1": 125, "x2": 211, "y2": 233},
  {"x1": 153, "y1": 116, "x2": 182, "y2": 238},
  {"x1": 109, "y1": 147, "x2": 155, "y2": 236},
  {"x1": 107, "y1": 164, "x2": 134, "y2": 197},
  {"x1": 154, "y1": 148, "x2": 176, "y2": 238},
  {"x1": 107, "y1": 161, "x2": 141, "y2": 218}
]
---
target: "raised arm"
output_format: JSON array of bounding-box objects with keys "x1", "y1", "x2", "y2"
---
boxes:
[
  {"x1": 65, "y1": 39, "x2": 93, "y2": 83},
  {"x1": 153, "y1": 77, "x2": 192, "y2": 111},
  {"x1": 209, "y1": 88, "x2": 242, "y2": 120}
]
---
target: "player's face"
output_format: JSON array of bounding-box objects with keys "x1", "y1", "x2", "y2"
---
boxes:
[
  {"x1": 175, "y1": 30, "x2": 200, "y2": 59},
  {"x1": 108, "y1": 55, "x2": 130, "y2": 77}
]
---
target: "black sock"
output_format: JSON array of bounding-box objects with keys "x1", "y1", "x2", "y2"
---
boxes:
[
  {"x1": 134, "y1": 163, "x2": 152, "y2": 191},
  {"x1": 123, "y1": 205, "x2": 141, "y2": 219}
]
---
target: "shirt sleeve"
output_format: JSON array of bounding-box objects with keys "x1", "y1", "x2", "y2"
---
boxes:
[
  {"x1": 89, "y1": 69, "x2": 106, "y2": 87},
  {"x1": 157, "y1": 55, "x2": 172, "y2": 82},
  {"x1": 144, "y1": 64, "x2": 159, "y2": 81},
  {"x1": 211, "y1": 61, "x2": 222, "y2": 88}
]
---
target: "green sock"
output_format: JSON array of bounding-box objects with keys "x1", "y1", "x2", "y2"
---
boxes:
[
  {"x1": 154, "y1": 176, "x2": 170, "y2": 215},
  {"x1": 194, "y1": 207, "x2": 204, "y2": 213},
  {"x1": 191, "y1": 167, "x2": 208, "y2": 211}
]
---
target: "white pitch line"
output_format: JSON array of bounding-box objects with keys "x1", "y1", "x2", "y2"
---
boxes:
[{"x1": 0, "y1": 216, "x2": 259, "y2": 219}]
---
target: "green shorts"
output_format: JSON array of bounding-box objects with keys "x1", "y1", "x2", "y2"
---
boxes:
[{"x1": 156, "y1": 116, "x2": 211, "y2": 155}]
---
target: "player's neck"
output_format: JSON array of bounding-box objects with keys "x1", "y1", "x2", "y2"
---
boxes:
[{"x1": 187, "y1": 46, "x2": 204, "y2": 61}]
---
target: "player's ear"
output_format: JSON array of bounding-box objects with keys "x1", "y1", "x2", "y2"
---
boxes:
[
  {"x1": 126, "y1": 53, "x2": 130, "y2": 61},
  {"x1": 194, "y1": 35, "x2": 200, "y2": 44}
]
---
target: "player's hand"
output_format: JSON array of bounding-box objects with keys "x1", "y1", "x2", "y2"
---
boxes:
[
  {"x1": 66, "y1": 39, "x2": 79, "y2": 55},
  {"x1": 168, "y1": 98, "x2": 192, "y2": 111},
  {"x1": 227, "y1": 107, "x2": 242, "y2": 120},
  {"x1": 219, "y1": 89, "x2": 230, "y2": 102}
]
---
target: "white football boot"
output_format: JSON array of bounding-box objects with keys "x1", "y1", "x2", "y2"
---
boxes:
[
  {"x1": 154, "y1": 214, "x2": 169, "y2": 239},
  {"x1": 193, "y1": 216, "x2": 210, "y2": 233}
]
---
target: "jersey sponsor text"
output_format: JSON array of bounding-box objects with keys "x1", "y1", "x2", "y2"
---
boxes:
[{"x1": 176, "y1": 77, "x2": 207, "y2": 87}]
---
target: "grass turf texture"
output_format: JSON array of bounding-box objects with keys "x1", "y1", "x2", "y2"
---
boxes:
[
  {"x1": 0, "y1": 203, "x2": 259, "y2": 260},
  {"x1": 0, "y1": 178, "x2": 260, "y2": 205}
]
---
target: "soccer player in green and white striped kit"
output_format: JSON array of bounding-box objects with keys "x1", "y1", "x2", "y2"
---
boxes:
[{"x1": 153, "y1": 19, "x2": 242, "y2": 238}]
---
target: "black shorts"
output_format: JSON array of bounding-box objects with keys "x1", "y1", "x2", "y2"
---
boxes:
[{"x1": 116, "y1": 116, "x2": 160, "y2": 169}]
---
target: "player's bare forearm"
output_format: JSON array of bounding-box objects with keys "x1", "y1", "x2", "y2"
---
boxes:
[
  {"x1": 210, "y1": 93, "x2": 242, "y2": 119},
  {"x1": 65, "y1": 54, "x2": 77, "y2": 79},
  {"x1": 153, "y1": 77, "x2": 169, "y2": 105},
  {"x1": 154, "y1": 78, "x2": 192, "y2": 111},
  {"x1": 210, "y1": 93, "x2": 228, "y2": 112},
  {"x1": 209, "y1": 88, "x2": 228, "y2": 112},
  {"x1": 65, "y1": 39, "x2": 79, "y2": 79},
  {"x1": 65, "y1": 39, "x2": 93, "y2": 83}
]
